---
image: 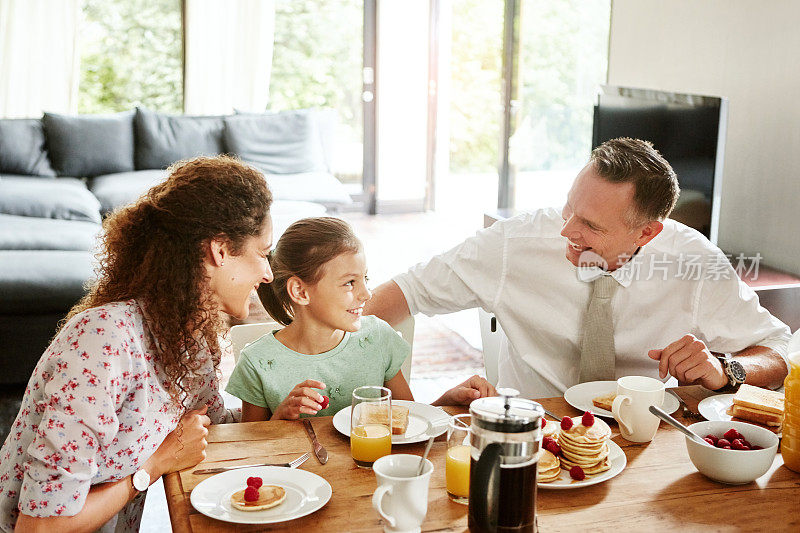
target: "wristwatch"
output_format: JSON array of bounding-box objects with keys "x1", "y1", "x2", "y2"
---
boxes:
[
  {"x1": 132, "y1": 468, "x2": 151, "y2": 492},
  {"x1": 715, "y1": 354, "x2": 746, "y2": 392}
]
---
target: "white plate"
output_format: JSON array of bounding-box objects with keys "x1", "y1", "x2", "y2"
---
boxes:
[
  {"x1": 190, "y1": 466, "x2": 331, "y2": 525},
  {"x1": 538, "y1": 440, "x2": 627, "y2": 489},
  {"x1": 332, "y1": 400, "x2": 449, "y2": 444},
  {"x1": 563, "y1": 381, "x2": 680, "y2": 418},
  {"x1": 697, "y1": 394, "x2": 735, "y2": 422},
  {"x1": 697, "y1": 394, "x2": 783, "y2": 437}
]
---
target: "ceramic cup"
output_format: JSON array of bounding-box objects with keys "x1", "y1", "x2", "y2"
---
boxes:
[
  {"x1": 612, "y1": 375, "x2": 666, "y2": 442},
  {"x1": 372, "y1": 454, "x2": 434, "y2": 533}
]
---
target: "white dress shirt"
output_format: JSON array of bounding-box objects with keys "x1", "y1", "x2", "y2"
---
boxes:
[{"x1": 393, "y1": 208, "x2": 791, "y2": 398}]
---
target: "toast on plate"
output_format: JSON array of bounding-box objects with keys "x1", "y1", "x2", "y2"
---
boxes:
[{"x1": 361, "y1": 404, "x2": 410, "y2": 435}]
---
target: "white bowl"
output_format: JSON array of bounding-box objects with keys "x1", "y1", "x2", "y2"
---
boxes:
[{"x1": 685, "y1": 420, "x2": 779, "y2": 484}]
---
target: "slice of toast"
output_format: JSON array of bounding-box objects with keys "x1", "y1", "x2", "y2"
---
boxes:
[
  {"x1": 728, "y1": 404, "x2": 784, "y2": 427},
  {"x1": 360, "y1": 404, "x2": 411, "y2": 435},
  {"x1": 592, "y1": 392, "x2": 616, "y2": 411},
  {"x1": 732, "y1": 384, "x2": 784, "y2": 415}
]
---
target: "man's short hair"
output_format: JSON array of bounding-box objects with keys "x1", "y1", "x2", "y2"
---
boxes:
[{"x1": 590, "y1": 137, "x2": 680, "y2": 226}]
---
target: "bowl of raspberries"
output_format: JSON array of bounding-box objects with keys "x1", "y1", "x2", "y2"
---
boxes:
[{"x1": 685, "y1": 420, "x2": 779, "y2": 484}]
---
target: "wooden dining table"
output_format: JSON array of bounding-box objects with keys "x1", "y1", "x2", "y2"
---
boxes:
[{"x1": 163, "y1": 387, "x2": 799, "y2": 532}]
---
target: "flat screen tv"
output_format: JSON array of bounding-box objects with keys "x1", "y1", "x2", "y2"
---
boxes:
[{"x1": 592, "y1": 85, "x2": 728, "y2": 244}]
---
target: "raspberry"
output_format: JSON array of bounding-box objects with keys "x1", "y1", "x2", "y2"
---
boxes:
[
  {"x1": 542, "y1": 418, "x2": 547, "y2": 428},
  {"x1": 560, "y1": 417, "x2": 574, "y2": 431},
  {"x1": 716, "y1": 438, "x2": 731, "y2": 449},
  {"x1": 246, "y1": 476, "x2": 262, "y2": 488},
  {"x1": 569, "y1": 465, "x2": 586, "y2": 481},
  {"x1": 244, "y1": 486, "x2": 260, "y2": 502},
  {"x1": 582, "y1": 411, "x2": 595, "y2": 427},
  {"x1": 320, "y1": 395, "x2": 330, "y2": 410},
  {"x1": 543, "y1": 436, "x2": 556, "y2": 448},
  {"x1": 722, "y1": 446, "x2": 731, "y2": 449},
  {"x1": 704, "y1": 437, "x2": 716, "y2": 446},
  {"x1": 705, "y1": 434, "x2": 719, "y2": 445},
  {"x1": 752, "y1": 445, "x2": 763, "y2": 450},
  {"x1": 731, "y1": 439, "x2": 748, "y2": 450},
  {"x1": 544, "y1": 440, "x2": 561, "y2": 456},
  {"x1": 741, "y1": 439, "x2": 752, "y2": 449},
  {"x1": 723, "y1": 429, "x2": 741, "y2": 441}
]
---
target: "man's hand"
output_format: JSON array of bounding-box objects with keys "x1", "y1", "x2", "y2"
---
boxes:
[
  {"x1": 648, "y1": 334, "x2": 727, "y2": 390},
  {"x1": 271, "y1": 379, "x2": 326, "y2": 420},
  {"x1": 433, "y1": 375, "x2": 497, "y2": 406}
]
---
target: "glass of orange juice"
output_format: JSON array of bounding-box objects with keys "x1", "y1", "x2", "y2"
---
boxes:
[
  {"x1": 446, "y1": 414, "x2": 471, "y2": 504},
  {"x1": 350, "y1": 385, "x2": 392, "y2": 468}
]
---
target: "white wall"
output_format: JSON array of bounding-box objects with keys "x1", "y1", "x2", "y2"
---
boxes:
[{"x1": 608, "y1": 0, "x2": 800, "y2": 275}]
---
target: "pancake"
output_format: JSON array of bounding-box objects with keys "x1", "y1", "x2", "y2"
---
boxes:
[
  {"x1": 556, "y1": 415, "x2": 612, "y2": 477},
  {"x1": 560, "y1": 456, "x2": 611, "y2": 475},
  {"x1": 230, "y1": 485, "x2": 286, "y2": 511},
  {"x1": 560, "y1": 444, "x2": 609, "y2": 465},
  {"x1": 559, "y1": 416, "x2": 611, "y2": 444},
  {"x1": 537, "y1": 450, "x2": 561, "y2": 483},
  {"x1": 542, "y1": 420, "x2": 560, "y2": 440}
]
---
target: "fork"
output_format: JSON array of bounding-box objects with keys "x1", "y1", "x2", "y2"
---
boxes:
[
  {"x1": 192, "y1": 452, "x2": 310, "y2": 475},
  {"x1": 666, "y1": 390, "x2": 701, "y2": 420}
]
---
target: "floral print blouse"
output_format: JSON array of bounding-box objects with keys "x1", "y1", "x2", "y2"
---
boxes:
[{"x1": 0, "y1": 300, "x2": 233, "y2": 532}]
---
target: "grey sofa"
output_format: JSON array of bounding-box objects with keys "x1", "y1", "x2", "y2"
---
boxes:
[{"x1": 0, "y1": 107, "x2": 348, "y2": 384}]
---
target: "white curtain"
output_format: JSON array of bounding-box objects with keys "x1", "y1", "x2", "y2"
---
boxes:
[
  {"x1": 184, "y1": 0, "x2": 275, "y2": 115},
  {"x1": 0, "y1": 0, "x2": 80, "y2": 118}
]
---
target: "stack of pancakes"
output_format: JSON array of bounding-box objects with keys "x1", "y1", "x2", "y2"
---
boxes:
[
  {"x1": 558, "y1": 416, "x2": 612, "y2": 476},
  {"x1": 538, "y1": 449, "x2": 561, "y2": 482}
]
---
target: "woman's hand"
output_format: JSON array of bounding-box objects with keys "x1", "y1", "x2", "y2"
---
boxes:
[
  {"x1": 146, "y1": 405, "x2": 212, "y2": 477},
  {"x1": 271, "y1": 380, "x2": 326, "y2": 420},
  {"x1": 432, "y1": 375, "x2": 497, "y2": 406}
]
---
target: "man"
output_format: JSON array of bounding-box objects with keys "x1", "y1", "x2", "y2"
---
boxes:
[{"x1": 365, "y1": 138, "x2": 790, "y2": 398}]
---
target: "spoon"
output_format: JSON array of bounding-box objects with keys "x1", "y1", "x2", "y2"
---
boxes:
[
  {"x1": 649, "y1": 405, "x2": 714, "y2": 447},
  {"x1": 417, "y1": 436, "x2": 435, "y2": 476}
]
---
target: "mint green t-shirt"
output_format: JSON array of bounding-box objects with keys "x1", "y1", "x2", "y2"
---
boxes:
[{"x1": 225, "y1": 315, "x2": 409, "y2": 416}]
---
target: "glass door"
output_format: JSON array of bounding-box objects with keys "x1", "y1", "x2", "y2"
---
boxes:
[{"x1": 506, "y1": 0, "x2": 611, "y2": 211}]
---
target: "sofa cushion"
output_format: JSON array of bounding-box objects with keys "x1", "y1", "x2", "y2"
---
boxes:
[
  {"x1": 0, "y1": 250, "x2": 93, "y2": 314},
  {"x1": 0, "y1": 214, "x2": 100, "y2": 251},
  {"x1": 89, "y1": 169, "x2": 167, "y2": 214},
  {"x1": 134, "y1": 107, "x2": 225, "y2": 170},
  {"x1": 0, "y1": 176, "x2": 101, "y2": 223},
  {"x1": 258, "y1": 170, "x2": 352, "y2": 206},
  {"x1": 223, "y1": 110, "x2": 327, "y2": 174},
  {"x1": 0, "y1": 118, "x2": 56, "y2": 176},
  {"x1": 43, "y1": 111, "x2": 135, "y2": 177}
]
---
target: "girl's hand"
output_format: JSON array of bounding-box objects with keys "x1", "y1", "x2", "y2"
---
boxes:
[
  {"x1": 433, "y1": 375, "x2": 497, "y2": 406},
  {"x1": 146, "y1": 405, "x2": 211, "y2": 477},
  {"x1": 271, "y1": 379, "x2": 326, "y2": 420}
]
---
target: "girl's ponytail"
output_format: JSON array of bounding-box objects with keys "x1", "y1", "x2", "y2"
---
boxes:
[{"x1": 257, "y1": 253, "x2": 293, "y2": 325}]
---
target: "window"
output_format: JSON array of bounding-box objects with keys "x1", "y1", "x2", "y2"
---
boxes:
[{"x1": 78, "y1": 0, "x2": 182, "y2": 113}]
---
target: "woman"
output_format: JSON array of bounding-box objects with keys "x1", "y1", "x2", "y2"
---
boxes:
[{"x1": 0, "y1": 156, "x2": 274, "y2": 532}]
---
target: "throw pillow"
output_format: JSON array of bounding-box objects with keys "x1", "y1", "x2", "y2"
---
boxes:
[
  {"x1": 134, "y1": 107, "x2": 225, "y2": 169},
  {"x1": 43, "y1": 111, "x2": 135, "y2": 177},
  {"x1": 223, "y1": 110, "x2": 327, "y2": 174},
  {"x1": 0, "y1": 119, "x2": 56, "y2": 176}
]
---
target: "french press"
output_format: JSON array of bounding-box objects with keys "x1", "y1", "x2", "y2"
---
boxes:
[{"x1": 468, "y1": 388, "x2": 544, "y2": 533}]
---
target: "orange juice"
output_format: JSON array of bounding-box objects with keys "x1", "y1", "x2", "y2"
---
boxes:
[
  {"x1": 446, "y1": 444, "x2": 471, "y2": 501},
  {"x1": 351, "y1": 424, "x2": 391, "y2": 467},
  {"x1": 781, "y1": 351, "x2": 800, "y2": 473}
]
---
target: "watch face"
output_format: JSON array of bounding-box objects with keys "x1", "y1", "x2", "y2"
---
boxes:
[
  {"x1": 133, "y1": 469, "x2": 150, "y2": 491},
  {"x1": 729, "y1": 360, "x2": 746, "y2": 383}
]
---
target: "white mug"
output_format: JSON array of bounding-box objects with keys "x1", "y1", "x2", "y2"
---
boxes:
[
  {"x1": 612, "y1": 375, "x2": 666, "y2": 442},
  {"x1": 372, "y1": 454, "x2": 434, "y2": 533}
]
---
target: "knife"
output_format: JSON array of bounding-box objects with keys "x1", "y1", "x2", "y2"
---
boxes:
[{"x1": 303, "y1": 418, "x2": 329, "y2": 464}]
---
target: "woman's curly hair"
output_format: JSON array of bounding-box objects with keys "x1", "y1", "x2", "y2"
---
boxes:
[{"x1": 63, "y1": 156, "x2": 272, "y2": 407}]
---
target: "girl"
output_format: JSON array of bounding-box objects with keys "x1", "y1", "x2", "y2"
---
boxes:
[
  {"x1": 0, "y1": 156, "x2": 274, "y2": 532},
  {"x1": 226, "y1": 217, "x2": 495, "y2": 422}
]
